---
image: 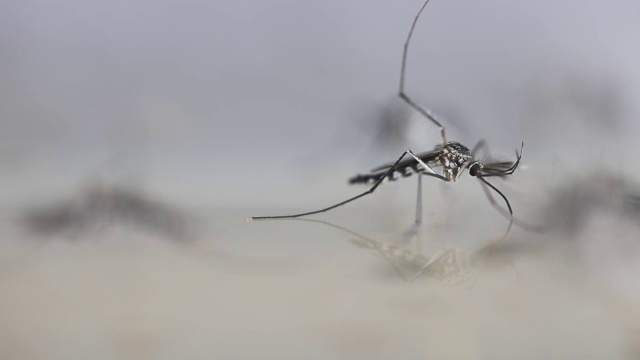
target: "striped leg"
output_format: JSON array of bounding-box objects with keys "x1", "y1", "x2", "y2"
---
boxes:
[{"x1": 250, "y1": 150, "x2": 448, "y2": 221}]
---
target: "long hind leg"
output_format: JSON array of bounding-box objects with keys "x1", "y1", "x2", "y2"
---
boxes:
[
  {"x1": 398, "y1": 0, "x2": 447, "y2": 146},
  {"x1": 400, "y1": 173, "x2": 424, "y2": 253},
  {"x1": 250, "y1": 150, "x2": 448, "y2": 220}
]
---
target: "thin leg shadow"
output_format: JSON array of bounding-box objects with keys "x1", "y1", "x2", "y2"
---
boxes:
[{"x1": 294, "y1": 218, "x2": 476, "y2": 286}]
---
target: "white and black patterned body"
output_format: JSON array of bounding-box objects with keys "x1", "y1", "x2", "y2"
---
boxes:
[
  {"x1": 249, "y1": 0, "x2": 525, "y2": 234},
  {"x1": 349, "y1": 141, "x2": 476, "y2": 185}
]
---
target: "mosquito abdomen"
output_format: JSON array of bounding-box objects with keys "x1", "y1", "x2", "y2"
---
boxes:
[
  {"x1": 348, "y1": 164, "x2": 418, "y2": 185},
  {"x1": 348, "y1": 173, "x2": 385, "y2": 185}
]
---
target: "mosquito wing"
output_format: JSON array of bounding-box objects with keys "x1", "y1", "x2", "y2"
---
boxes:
[
  {"x1": 348, "y1": 147, "x2": 442, "y2": 185},
  {"x1": 370, "y1": 147, "x2": 442, "y2": 173}
]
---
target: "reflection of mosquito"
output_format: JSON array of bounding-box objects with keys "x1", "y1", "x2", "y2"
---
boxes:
[
  {"x1": 298, "y1": 218, "x2": 475, "y2": 286},
  {"x1": 250, "y1": 0, "x2": 525, "y2": 237},
  {"x1": 299, "y1": 218, "x2": 528, "y2": 284}
]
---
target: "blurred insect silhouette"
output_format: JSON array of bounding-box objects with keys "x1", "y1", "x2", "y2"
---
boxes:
[
  {"x1": 22, "y1": 184, "x2": 193, "y2": 243},
  {"x1": 250, "y1": 0, "x2": 524, "y2": 237}
]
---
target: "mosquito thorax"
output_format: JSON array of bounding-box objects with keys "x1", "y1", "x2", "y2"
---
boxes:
[
  {"x1": 442, "y1": 142, "x2": 472, "y2": 160},
  {"x1": 440, "y1": 141, "x2": 472, "y2": 169}
]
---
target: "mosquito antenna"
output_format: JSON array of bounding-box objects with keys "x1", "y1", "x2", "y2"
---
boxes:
[
  {"x1": 399, "y1": 0, "x2": 447, "y2": 145},
  {"x1": 479, "y1": 142, "x2": 524, "y2": 177}
]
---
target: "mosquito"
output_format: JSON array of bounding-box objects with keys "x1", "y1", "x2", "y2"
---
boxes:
[{"x1": 249, "y1": 0, "x2": 525, "y2": 237}]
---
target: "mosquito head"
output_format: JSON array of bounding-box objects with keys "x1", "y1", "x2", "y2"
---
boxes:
[{"x1": 468, "y1": 161, "x2": 483, "y2": 177}]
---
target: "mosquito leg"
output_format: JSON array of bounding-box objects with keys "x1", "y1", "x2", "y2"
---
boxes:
[
  {"x1": 400, "y1": 173, "x2": 424, "y2": 250},
  {"x1": 439, "y1": 179, "x2": 453, "y2": 230},
  {"x1": 415, "y1": 218, "x2": 422, "y2": 255},
  {"x1": 478, "y1": 179, "x2": 510, "y2": 218},
  {"x1": 398, "y1": 0, "x2": 446, "y2": 146},
  {"x1": 249, "y1": 149, "x2": 445, "y2": 220},
  {"x1": 477, "y1": 177, "x2": 514, "y2": 239},
  {"x1": 416, "y1": 173, "x2": 423, "y2": 230},
  {"x1": 478, "y1": 179, "x2": 543, "y2": 233},
  {"x1": 415, "y1": 173, "x2": 423, "y2": 254},
  {"x1": 407, "y1": 150, "x2": 448, "y2": 180},
  {"x1": 406, "y1": 148, "x2": 456, "y2": 241},
  {"x1": 475, "y1": 142, "x2": 541, "y2": 234}
]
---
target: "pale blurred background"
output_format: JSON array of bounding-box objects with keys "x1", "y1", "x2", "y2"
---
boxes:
[{"x1": 1, "y1": 0, "x2": 640, "y2": 358}]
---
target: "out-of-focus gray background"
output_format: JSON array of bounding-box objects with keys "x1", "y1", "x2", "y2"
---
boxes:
[{"x1": 2, "y1": 0, "x2": 640, "y2": 358}]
